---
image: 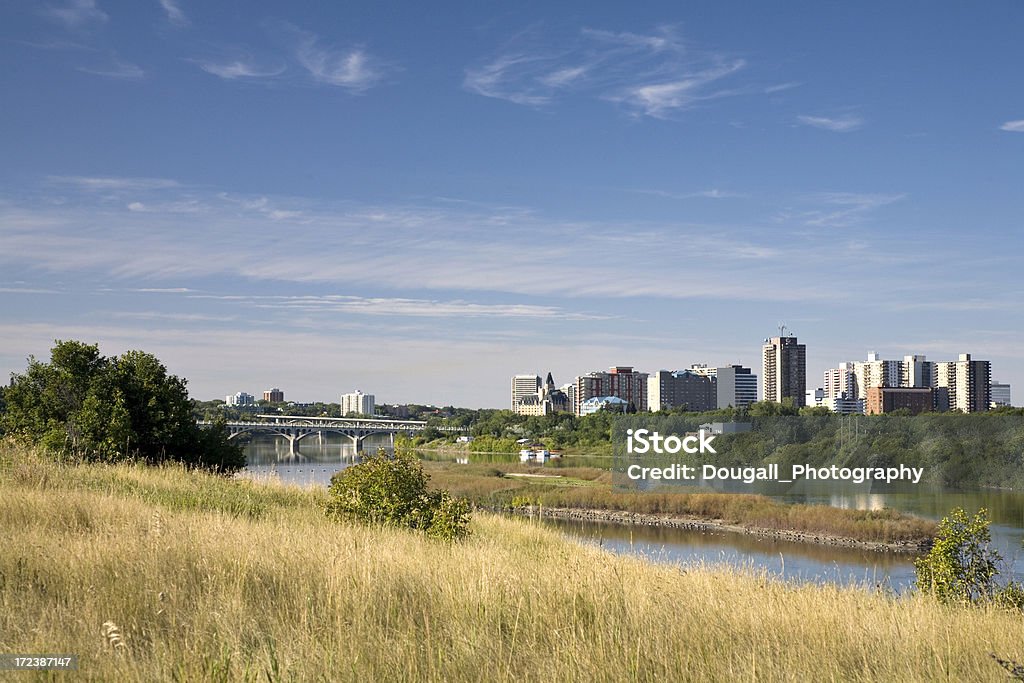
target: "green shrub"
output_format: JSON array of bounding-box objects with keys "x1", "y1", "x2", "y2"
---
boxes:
[
  {"x1": 326, "y1": 448, "x2": 470, "y2": 541},
  {"x1": 915, "y1": 508, "x2": 1003, "y2": 604}
]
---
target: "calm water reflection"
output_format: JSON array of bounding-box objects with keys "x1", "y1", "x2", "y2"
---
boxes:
[
  {"x1": 241, "y1": 436, "x2": 1024, "y2": 589},
  {"x1": 538, "y1": 516, "x2": 917, "y2": 591}
]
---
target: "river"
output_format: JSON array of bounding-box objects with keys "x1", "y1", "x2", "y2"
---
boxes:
[{"x1": 241, "y1": 435, "x2": 1024, "y2": 592}]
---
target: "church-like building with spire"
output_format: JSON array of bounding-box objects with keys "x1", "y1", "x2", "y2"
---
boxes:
[{"x1": 511, "y1": 372, "x2": 571, "y2": 415}]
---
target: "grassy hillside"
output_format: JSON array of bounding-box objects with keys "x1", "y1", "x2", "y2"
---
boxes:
[{"x1": 1, "y1": 442, "x2": 1021, "y2": 682}]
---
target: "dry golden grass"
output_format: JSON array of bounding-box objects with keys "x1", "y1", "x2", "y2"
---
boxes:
[{"x1": 0, "y1": 442, "x2": 1021, "y2": 682}]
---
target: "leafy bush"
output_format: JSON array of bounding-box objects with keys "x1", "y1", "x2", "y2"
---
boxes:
[
  {"x1": 914, "y1": 507, "x2": 1021, "y2": 606},
  {"x1": 326, "y1": 448, "x2": 470, "y2": 541}
]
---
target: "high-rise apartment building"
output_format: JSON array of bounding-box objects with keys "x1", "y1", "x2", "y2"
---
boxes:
[
  {"x1": 648, "y1": 370, "x2": 716, "y2": 412},
  {"x1": 263, "y1": 388, "x2": 284, "y2": 403},
  {"x1": 902, "y1": 355, "x2": 936, "y2": 388},
  {"x1": 762, "y1": 336, "x2": 807, "y2": 407},
  {"x1": 852, "y1": 353, "x2": 902, "y2": 399},
  {"x1": 510, "y1": 375, "x2": 542, "y2": 411},
  {"x1": 341, "y1": 390, "x2": 375, "y2": 416},
  {"x1": 560, "y1": 383, "x2": 577, "y2": 412},
  {"x1": 574, "y1": 366, "x2": 648, "y2": 415},
  {"x1": 823, "y1": 362, "x2": 857, "y2": 401},
  {"x1": 936, "y1": 353, "x2": 991, "y2": 413},
  {"x1": 225, "y1": 391, "x2": 255, "y2": 406}
]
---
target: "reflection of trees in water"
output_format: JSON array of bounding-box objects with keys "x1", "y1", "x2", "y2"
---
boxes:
[
  {"x1": 774, "y1": 485, "x2": 1024, "y2": 528},
  {"x1": 543, "y1": 517, "x2": 913, "y2": 572}
]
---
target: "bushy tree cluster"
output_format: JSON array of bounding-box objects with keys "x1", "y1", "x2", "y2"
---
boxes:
[
  {"x1": 325, "y1": 448, "x2": 471, "y2": 541},
  {"x1": 915, "y1": 507, "x2": 1024, "y2": 609},
  {"x1": 0, "y1": 340, "x2": 243, "y2": 471}
]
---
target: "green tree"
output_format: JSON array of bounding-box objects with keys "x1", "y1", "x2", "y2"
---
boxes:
[
  {"x1": 1, "y1": 340, "x2": 243, "y2": 471},
  {"x1": 325, "y1": 448, "x2": 470, "y2": 540}
]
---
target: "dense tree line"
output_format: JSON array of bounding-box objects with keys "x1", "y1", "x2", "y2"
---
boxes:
[{"x1": 1, "y1": 340, "x2": 243, "y2": 471}]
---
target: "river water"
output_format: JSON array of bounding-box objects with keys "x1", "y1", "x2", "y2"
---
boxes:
[{"x1": 241, "y1": 436, "x2": 1024, "y2": 592}]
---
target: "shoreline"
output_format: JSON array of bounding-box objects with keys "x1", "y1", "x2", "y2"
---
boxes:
[{"x1": 505, "y1": 505, "x2": 933, "y2": 554}]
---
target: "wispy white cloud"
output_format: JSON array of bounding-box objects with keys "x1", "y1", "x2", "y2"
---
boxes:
[
  {"x1": 796, "y1": 114, "x2": 864, "y2": 132},
  {"x1": 217, "y1": 193, "x2": 304, "y2": 221},
  {"x1": 293, "y1": 30, "x2": 387, "y2": 91},
  {"x1": 538, "y1": 65, "x2": 588, "y2": 88},
  {"x1": 44, "y1": 0, "x2": 108, "y2": 29},
  {"x1": 186, "y1": 294, "x2": 611, "y2": 321},
  {"x1": 779, "y1": 191, "x2": 905, "y2": 228},
  {"x1": 629, "y1": 188, "x2": 745, "y2": 200},
  {"x1": 464, "y1": 25, "x2": 753, "y2": 118},
  {"x1": 608, "y1": 59, "x2": 746, "y2": 118},
  {"x1": 48, "y1": 175, "x2": 180, "y2": 191},
  {"x1": 76, "y1": 58, "x2": 145, "y2": 79},
  {"x1": 1000, "y1": 120, "x2": 1024, "y2": 132},
  {"x1": 130, "y1": 287, "x2": 195, "y2": 293},
  {"x1": 0, "y1": 287, "x2": 61, "y2": 294},
  {"x1": 764, "y1": 82, "x2": 801, "y2": 94},
  {"x1": 126, "y1": 199, "x2": 203, "y2": 213},
  {"x1": 581, "y1": 28, "x2": 675, "y2": 51},
  {"x1": 197, "y1": 59, "x2": 285, "y2": 80},
  {"x1": 464, "y1": 54, "x2": 555, "y2": 105},
  {"x1": 158, "y1": 0, "x2": 188, "y2": 26},
  {"x1": 0, "y1": 183, "x2": 919, "y2": 305},
  {"x1": 111, "y1": 311, "x2": 233, "y2": 322}
]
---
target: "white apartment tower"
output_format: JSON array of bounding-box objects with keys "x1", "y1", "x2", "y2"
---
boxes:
[
  {"x1": 902, "y1": 355, "x2": 936, "y2": 388},
  {"x1": 823, "y1": 362, "x2": 857, "y2": 401},
  {"x1": 341, "y1": 390, "x2": 375, "y2": 416},
  {"x1": 936, "y1": 354, "x2": 991, "y2": 413},
  {"x1": 852, "y1": 353, "x2": 902, "y2": 399}
]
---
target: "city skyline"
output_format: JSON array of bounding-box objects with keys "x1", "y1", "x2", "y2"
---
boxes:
[{"x1": 2, "y1": 2, "x2": 1023, "y2": 407}]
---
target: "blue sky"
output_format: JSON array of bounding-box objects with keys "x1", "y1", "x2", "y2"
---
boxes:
[{"x1": 1, "y1": 1, "x2": 1022, "y2": 407}]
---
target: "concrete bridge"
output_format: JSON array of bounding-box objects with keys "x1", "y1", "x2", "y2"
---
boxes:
[{"x1": 200, "y1": 414, "x2": 429, "y2": 455}]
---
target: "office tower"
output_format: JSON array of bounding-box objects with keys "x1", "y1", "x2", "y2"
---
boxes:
[
  {"x1": 341, "y1": 390, "x2": 375, "y2": 416},
  {"x1": 991, "y1": 381, "x2": 1012, "y2": 408},
  {"x1": 263, "y1": 388, "x2": 284, "y2": 403},
  {"x1": 715, "y1": 364, "x2": 757, "y2": 408},
  {"x1": 762, "y1": 336, "x2": 807, "y2": 407},
  {"x1": 511, "y1": 374, "x2": 542, "y2": 411}
]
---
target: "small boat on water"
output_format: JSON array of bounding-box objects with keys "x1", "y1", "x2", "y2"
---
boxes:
[{"x1": 519, "y1": 445, "x2": 560, "y2": 463}]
